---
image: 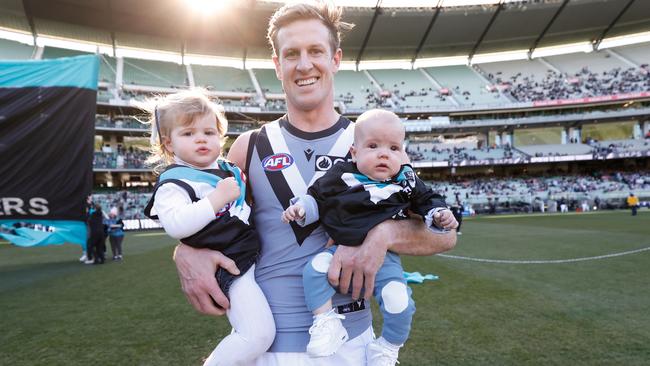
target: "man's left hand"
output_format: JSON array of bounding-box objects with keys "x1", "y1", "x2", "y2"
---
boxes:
[{"x1": 327, "y1": 223, "x2": 391, "y2": 301}]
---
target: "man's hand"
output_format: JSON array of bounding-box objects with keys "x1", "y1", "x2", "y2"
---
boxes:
[
  {"x1": 173, "y1": 243, "x2": 240, "y2": 316},
  {"x1": 327, "y1": 224, "x2": 391, "y2": 301},
  {"x1": 434, "y1": 209, "x2": 458, "y2": 230}
]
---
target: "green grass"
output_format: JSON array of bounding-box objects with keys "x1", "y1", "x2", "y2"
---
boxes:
[{"x1": 1, "y1": 211, "x2": 649, "y2": 365}]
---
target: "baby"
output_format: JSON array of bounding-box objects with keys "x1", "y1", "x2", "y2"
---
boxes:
[{"x1": 282, "y1": 109, "x2": 457, "y2": 365}]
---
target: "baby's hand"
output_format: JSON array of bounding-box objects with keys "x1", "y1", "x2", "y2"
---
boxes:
[
  {"x1": 217, "y1": 177, "x2": 240, "y2": 203},
  {"x1": 434, "y1": 209, "x2": 458, "y2": 230},
  {"x1": 281, "y1": 204, "x2": 305, "y2": 223}
]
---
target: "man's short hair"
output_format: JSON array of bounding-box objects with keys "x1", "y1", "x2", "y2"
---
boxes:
[{"x1": 267, "y1": 1, "x2": 354, "y2": 56}]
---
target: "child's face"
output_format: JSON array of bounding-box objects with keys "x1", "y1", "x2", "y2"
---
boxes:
[
  {"x1": 351, "y1": 116, "x2": 406, "y2": 181},
  {"x1": 164, "y1": 113, "x2": 221, "y2": 168}
]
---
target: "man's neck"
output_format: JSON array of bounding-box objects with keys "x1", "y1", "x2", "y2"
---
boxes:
[{"x1": 285, "y1": 105, "x2": 340, "y2": 133}]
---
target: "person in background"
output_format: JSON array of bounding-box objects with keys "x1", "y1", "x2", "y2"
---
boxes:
[
  {"x1": 80, "y1": 195, "x2": 94, "y2": 263},
  {"x1": 106, "y1": 207, "x2": 125, "y2": 261},
  {"x1": 87, "y1": 203, "x2": 106, "y2": 265},
  {"x1": 627, "y1": 193, "x2": 639, "y2": 216}
]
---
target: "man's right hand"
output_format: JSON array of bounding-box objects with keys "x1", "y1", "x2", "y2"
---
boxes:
[{"x1": 173, "y1": 243, "x2": 240, "y2": 316}]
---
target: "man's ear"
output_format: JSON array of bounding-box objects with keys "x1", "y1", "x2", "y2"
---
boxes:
[
  {"x1": 273, "y1": 54, "x2": 282, "y2": 80},
  {"x1": 332, "y1": 48, "x2": 342, "y2": 73},
  {"x1": 349, "y1": 145, "x2": 357, "y2": 163}
]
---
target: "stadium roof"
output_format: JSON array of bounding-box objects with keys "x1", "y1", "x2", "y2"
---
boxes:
[{"x1": 2, "y1": 0, "x2": 649, "y2": 66}]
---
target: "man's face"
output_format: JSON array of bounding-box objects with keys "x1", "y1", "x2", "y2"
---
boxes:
[{"x1": 273, "y1": 19, "x2": 341, "y2": 113}]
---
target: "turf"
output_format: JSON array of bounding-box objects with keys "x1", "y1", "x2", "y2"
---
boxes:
[{"x1": 1, "y1": 210, "x2": 648, "y2": 365}]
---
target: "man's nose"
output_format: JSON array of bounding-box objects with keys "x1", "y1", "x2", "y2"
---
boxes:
[{"x1": 296, "y1": 51, "x2": 313, "y2": 71}]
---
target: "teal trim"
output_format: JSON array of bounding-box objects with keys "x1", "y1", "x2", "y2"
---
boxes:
[
  {"x1": 0, "y1": 219, "x2": 87, "y2": 249},
  {"x1": 0, "y1": 55, "x2": 99, "y2": 90},
  {"x1": 160, "y1": 166, "x2": 221, "y2": 187},
  {"x1": 354, "y1": 164, "x2": 412, "y2": 188}
]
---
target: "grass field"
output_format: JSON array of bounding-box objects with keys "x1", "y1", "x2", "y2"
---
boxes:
[{"x1": 1, "y1": 210, "x2": 649, "y2": 365}]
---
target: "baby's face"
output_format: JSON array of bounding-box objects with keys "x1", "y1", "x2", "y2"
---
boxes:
[{"x1": 351, "y1": 117, "x2": 406, "y2": 181}]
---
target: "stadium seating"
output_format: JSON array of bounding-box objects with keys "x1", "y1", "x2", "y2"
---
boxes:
[
  {"x1": 424, "y1": 65, "x2": 503, "y2": 106},
  {"x1": 333, "y1": 70, "x2": 377, "y2": 110},
  {"x1": 369, "y1": 69, "x2": 455, "y2": 110},
  {"x1": 192, "y1": 65, "x2": 255, "y2": 92},
  {"x1": 0, "y1": 38, "x2": 34, "y2": 59},
  {"x1": 122, "y1": 58, "x2": 187, "y2": 88},
  {"x1": 253, "y1": 69, "x2": 283, "y2": 94},
  {"x1": 615, "y1": 43, "x2": 650, "y2": 66}
]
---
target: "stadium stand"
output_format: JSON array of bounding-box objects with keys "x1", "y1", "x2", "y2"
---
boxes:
[
  {"x1": 615, "y1": 43, "x2": 650, "y2": 66},
  {"x1": 333, "y1": 70, "x2": 377, "y2": 111},
  {"x1": 192, "y1": 64, "x2": 255, "y2": 92},
  {"x1": 424, "y1": 65, "x2": 503, "y2": 106},
  {"x1": 122, "y1": 58, "x2": 187, "y2": 88},
  {"x1": 0, "y1": 38, "x2": 33, "y2": 59},
  {"x1": 370, "y1": 69, "x2": 452, "y2": 110},
  {"x1": 253, "y1": 69, "x2": 283, "y2": 94}
]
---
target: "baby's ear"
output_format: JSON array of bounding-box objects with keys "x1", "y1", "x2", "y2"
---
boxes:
[{"x1": 349, "y1": 145, "x2": 357, "y2": 162}]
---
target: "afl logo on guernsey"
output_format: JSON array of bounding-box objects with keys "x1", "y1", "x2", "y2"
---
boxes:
[{"x1": 262, "y1": 153, "x2": 294, "y2": 171}]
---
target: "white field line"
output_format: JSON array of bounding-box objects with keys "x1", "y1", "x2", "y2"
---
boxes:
[{"x1": 437, "y1": 246, "x2": 650, "y2": 264}]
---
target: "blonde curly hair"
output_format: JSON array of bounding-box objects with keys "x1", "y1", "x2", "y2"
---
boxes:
[{"x1": 138, "y1": 88, "x2": 227, "y2": 173}]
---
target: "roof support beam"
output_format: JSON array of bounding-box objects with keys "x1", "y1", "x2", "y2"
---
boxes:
[
  {"x1": 21, "y1": 0, "x2": 37, "y2": 45},
  {"x1": 411, "y1": 1, "x2": 443, "y2": 65},
  {"x1": 468, "y1": 2, "x2": 503, "y2": 63},
  {"x1": 593, "y1": 0, "x2": 636, "y2": 50},
  {"x1": 356, "y1": 0, "x2": 382, "y2": 68},
  {"x1": 528, "y1": 0, "x2": 569, "y2": 58}
]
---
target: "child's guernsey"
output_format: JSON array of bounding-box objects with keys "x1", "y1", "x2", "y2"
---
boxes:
[{"x1": 144, "y1": 159, "x2": 259, "y2": 296}]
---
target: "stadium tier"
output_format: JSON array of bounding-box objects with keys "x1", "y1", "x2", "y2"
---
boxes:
[{"x1": 192, "y1": 64, "x2": 255, "y2": 93}]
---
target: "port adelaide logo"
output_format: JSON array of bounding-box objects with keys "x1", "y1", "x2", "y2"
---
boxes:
[
  {"x1": 315, "y1": 155, "x2": 350, "y2": 172},
  {"x1": 262, "y1": 153, "x2": 294, "y2": 171}
]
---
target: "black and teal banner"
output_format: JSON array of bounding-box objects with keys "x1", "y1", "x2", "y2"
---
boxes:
[{"x1": 0, "y1": 55, "x2": 98, "y2": 248}]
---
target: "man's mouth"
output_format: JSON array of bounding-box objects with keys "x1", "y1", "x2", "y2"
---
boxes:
[{"x1": 296, "y1": 77, "x2": 318, "y2": 86}]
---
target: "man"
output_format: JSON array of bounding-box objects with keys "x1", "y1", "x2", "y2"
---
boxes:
[
  {"x1": 173, "y1": 2, "x2": 458, "y2": 365},
  {"x1": 627, "y1": 193, "x2": 639, "y2": 216}
]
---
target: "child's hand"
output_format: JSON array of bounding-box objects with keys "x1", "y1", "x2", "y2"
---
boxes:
[
  {"x1": 216, "y1": 177, "x2": 240, "y2": 203},
  {"x1": 281, "y1": 204, "x2": 305, "y2": 223},
  {"x1": 434, "y1": 209, "x2": 458, "y2": 230}
]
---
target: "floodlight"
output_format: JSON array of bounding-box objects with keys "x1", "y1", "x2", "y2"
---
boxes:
[
  {"x1": 115, "y1": 47, "x2": 183, "y2": 64},
  {"x1": 185, "y1": 54, "x2": 244, "y2": 69},
  {"x1": 0, "y1": 27, "x2": 34, "y2": 45},
  {"x1": 36, "y1": 36, "x2": 103, "y2": 53},
  {"x1": 471, "y1": 49, "x2": 529, "y2": 64},
  {"x1": 357, "y1": 60, "x2": 412, "y2": 70},
  {"x1": 531, "y1": 42, "x2": 593, "y2": 59},
  {"x1": 598, "y1": 31, "x2": 650, "y2": 50},
  {"x1": 413, "y1": 56, "x2": 469, "y2": 68}
]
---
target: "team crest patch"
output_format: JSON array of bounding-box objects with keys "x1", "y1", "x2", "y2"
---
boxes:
[
  {"x1": 262, "y1": 153, "x2": 294, "y2": 171},
  {"x1": 315, "y1": 155, "x2": 350, "y2": 172}
]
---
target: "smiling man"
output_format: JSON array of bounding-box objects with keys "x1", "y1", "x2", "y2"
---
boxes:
[{"x1": 172, "y1": 2, "x2": 457, "y2": 365}]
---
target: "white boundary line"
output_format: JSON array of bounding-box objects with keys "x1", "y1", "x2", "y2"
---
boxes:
[{"x1": 437, "y1": 246, "x2": 650, "y2": 264}]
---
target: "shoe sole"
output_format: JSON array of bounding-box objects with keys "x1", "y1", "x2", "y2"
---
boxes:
[{"x1": 306, "y1": 331, "x2": 349, "y2": 358}]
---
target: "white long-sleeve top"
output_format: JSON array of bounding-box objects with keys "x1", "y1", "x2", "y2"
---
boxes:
[{"x1": 150, "y1": 158, "x2": 219, "y2": 239}]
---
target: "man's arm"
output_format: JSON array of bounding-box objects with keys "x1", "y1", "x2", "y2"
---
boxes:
[
  {"x1": 328, "y1": 214, "x2": 457, "y2": 300},
  {"x1": 172, "y1": 131, "x2": 254, "y2": 315}
]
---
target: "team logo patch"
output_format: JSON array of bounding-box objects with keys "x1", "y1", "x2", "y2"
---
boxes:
[
  {"x1": 315, "y1": 155, "x2": 350, "y2": 172},
  {"x1": 262, "y1": 153, "x2": 294, "y2": 171}
]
